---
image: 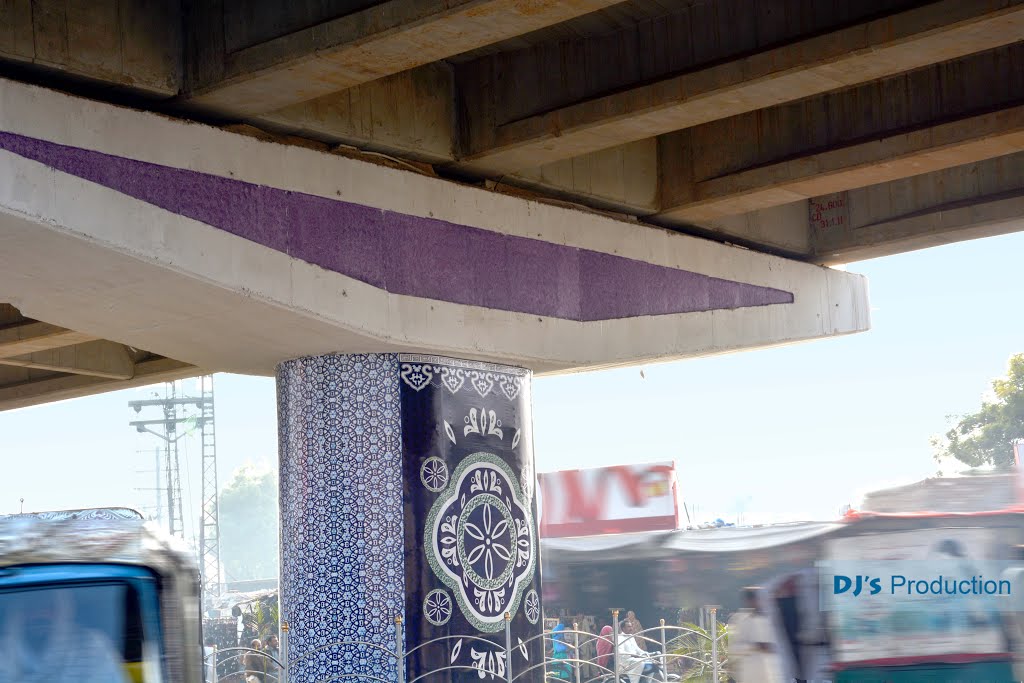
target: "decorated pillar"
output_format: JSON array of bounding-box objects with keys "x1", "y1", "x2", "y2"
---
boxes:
[
  {"x1": 278, "y1": 353, "x2": 542, "y2": 683},
  {"x1": 400, "y1": 354, "x2": 542, "y2": 681}
]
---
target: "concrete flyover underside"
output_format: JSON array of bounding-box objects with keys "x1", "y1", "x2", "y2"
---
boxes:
[{"x1": 0, "y1": 78, "x2": 868, "y2": 409}]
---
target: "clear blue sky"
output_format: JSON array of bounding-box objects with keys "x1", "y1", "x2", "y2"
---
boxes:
[{"x1": 2, "y1": 232, "x2": 1023, "y2": 538}]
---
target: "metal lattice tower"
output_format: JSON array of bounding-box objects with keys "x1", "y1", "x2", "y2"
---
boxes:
[
  {"x1": 130, "y1": 377, "x2": 221, "y2": 600},
  {"x1": 198, "y1": 375, "x2": 222, "y2": 600},
  {"x1": 164, "y1": 382, "x2": 185, "y2": 539}
]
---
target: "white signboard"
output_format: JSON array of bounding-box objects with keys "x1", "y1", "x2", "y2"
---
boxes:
[
  {"x1": 538, "y1": 462, "x2": 680, "y2": 537},
  {"x1": 823, "y1": 528, "x2": 1006, "y2": 664}
]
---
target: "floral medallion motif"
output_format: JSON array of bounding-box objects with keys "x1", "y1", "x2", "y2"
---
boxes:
[
  {"x1": 424, "y1": 589, "x2": 453, "y2": 626},
  {"x1": 524, "y1": 589, "x2": 541, "y2": 625},
  {"x1": 420, "y1": 456, "x2": 450, "y2": 493},
  {"x1": 425, "y1": 453, "x2": 537, "y2": 633}
]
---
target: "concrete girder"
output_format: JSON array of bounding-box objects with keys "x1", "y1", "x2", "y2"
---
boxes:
[
  {"x1": 0, "y1": 356, "x2": 198, "y2": 412},
  {"x1": 183, "y1": 0, "x2": 625, "y2": 116},
  {"x1": 0, "y1": 321, "x2": 98, "y2": 356},
  {"x1": 255, "y1": 64, "x2": 457, "y2": 164},
  {"x1": 0, "y1": 307, "x2": 200, "y2": 410},
  {"x1": 0, "y1": 0, "x2": 180, "y2": 96},
  {"x1": 657, "y1": 105, "x2": 1024, "y2": 223},
  {"x1": 659, "y1": 41, "x2": 1024, "y2": 212},
  {"x1": 0, "y1": 79, "x2": 870, "y2": 381},
  {"x1": 455, "y1": 0, "x2": 1024, "y2": 176},
  {"x1": 817, "y1": 192, "x2": 1024, "y2": 265},
  {"x1": 0, "y1": 339, "x2": 136, "y2": 380},
  {"x1": 679, "y1": 153, "x2": 1024, "y2": 265},
  {"x1": 505, "y1": 43, "x2": 1024, "y2": 255},
  {"x1": 812, "y1": 153, "x2": 1024, "y2": 264}
]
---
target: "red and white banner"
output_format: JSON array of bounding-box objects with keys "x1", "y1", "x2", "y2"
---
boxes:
[{"x1": 538, "y1": 462, "x2": 681, "y2": 537}]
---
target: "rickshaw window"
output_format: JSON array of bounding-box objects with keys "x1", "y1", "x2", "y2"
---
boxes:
[{"x1": 0, "y1": 573, "x2": 164, "y2": 683}]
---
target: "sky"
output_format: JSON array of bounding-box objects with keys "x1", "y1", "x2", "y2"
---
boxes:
[{"x1": 2, "y1": 231, "x2": 1023, "y2": 539}]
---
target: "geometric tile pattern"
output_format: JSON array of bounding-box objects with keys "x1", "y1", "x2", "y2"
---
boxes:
[{"x1": 277, "y1": 353, "x2": 405, "y2": 683}]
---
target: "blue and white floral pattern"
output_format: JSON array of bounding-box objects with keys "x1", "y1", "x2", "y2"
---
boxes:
[
  {"x1": 424, "y1": 589, "x2": 453, "y2": 626},
  {"x1": 425, "y1": 453, "x2": 537, "y2": 633},
  {"x1": 420, "y1": 456, "x2": 449, "y2": 492},
  {"x1": 524, "y1": 589, "x2": 541, "y2": 625},
  {"x1": 277, "y1": 354, "x2": 405, "y2": 683}
]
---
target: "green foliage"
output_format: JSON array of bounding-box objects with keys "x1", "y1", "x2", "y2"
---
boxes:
[
  {"x1": 668, "y1": 621, "x2": 729, "y2": 682},
  {"x1": 243, "y1": 599, "x2": 280, "y2": 643},
  {"x1": 934, "y1": 354, "x2": 1024, "y2": 469},
  {"x1": 219, "y1": 464, "x2": 279, "y2": 582}
]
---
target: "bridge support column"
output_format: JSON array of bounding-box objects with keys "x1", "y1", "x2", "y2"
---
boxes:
[{"x1": 277, "y1": 353, "x2": 542, "y2": 683}]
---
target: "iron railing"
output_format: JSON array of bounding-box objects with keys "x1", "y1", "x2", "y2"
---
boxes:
[{"x1": 204, "y1": 608, "x2": 728, "y2": 683}]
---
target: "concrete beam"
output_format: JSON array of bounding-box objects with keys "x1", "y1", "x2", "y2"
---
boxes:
[
  {"x1": 0, "y1": 78, "x2": 869, "y2": 379},
  {"x1": 0, "y1": 357, "x2": 198, "y2": 412},
  {"x1": 0, "y1": 0, "x2": 180, "y2": 95},
  {"x1": 818, "y1": 193, "x2": 1024, "y2": 264},
  {"x1": 257, "y1": 64, "x2": 456, "y2": 164},
  {"x1": 504, "y1": 139, "x2": 660, "y2": 215},
  {"x1": 456, "y1": 0, "x2": 1024, "y2": 175},
  {"x1": 812, "y1": 153, "x2": 1024, "y2": 264},
  {"x1": 0, "y1": 340, "x2": 136, "y2": 380},
  {"x1": 658, "y1": 105, "x2": 1024, "y2": 223},
  {"x1": 0, "y1": 321, "x2": 98, "y2": 357},
  {"x1": 185, "y1": 0, "x2": 623, "y2": 116}
]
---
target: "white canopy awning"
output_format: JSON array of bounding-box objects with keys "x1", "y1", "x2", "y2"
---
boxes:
[{"x1": 661, "y1": 521, "x2": 843, "y2": 553}]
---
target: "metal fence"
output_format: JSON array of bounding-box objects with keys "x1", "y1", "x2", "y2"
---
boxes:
[{"x1": 204, "y1": 608, "x2": 728, "y2": 683}]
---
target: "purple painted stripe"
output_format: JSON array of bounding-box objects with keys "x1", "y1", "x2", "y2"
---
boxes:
[{"x1": 0, "y1": 132, "x2": 793, "y2": 321}]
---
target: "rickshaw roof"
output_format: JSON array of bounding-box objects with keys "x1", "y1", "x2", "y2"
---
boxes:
[{"x1": 0, "y1": 507, "x2": 196, "y2": 576}]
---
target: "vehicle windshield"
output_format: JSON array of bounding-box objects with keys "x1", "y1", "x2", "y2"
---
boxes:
[{"x1": 0, "y1": 581, "x2": 161, "y2": 683}]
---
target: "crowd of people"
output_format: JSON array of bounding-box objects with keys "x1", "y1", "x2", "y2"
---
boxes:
[
  {"x1": 548, "y1": 610, "x2": 672, "y2": 683},
  {"x1": 204, "y1": 634, "x2": 281, "y2": 683},
  {"x1": 545, "y1": 594, "x2": 822, "y2": 683}
]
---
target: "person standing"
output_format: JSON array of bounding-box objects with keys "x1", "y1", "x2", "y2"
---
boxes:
[
  {"x1": 263, "y1": 635, "x2": 281, "y2": 682},
  {"x1": 596, "y1": 625, "x2": 614, "y2": 670},
  {"x1": 244, "y1": 639, "x2": 266, "y2": 683},
  {"x1": 549, "y1": 617, "x2": 572, "y2": 680},
  {"x1": 729, "y1": 588, "x2": 783, "y2": 683},
  {"x1": 264, "y1": 635, "x2": 280, "y2": 660},
  {"x1": 773, "y1": 577, "x2": 807, "y2": 682}
]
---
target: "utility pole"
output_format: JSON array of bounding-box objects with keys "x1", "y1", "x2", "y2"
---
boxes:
[
  {"x1": 130, "y1": 377, "x2": 222, "y2": 602},
  {"x1": 130, "y1": 383, "x2": 186, "y2": 538}
]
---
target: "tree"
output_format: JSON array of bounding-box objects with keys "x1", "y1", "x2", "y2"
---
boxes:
[
  {"x1": 934, "y1": 354, "x2": 1024, "y2": 469},
  {"x1": 219, "y1": 464, "x2": 279, "y2": 582}
]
